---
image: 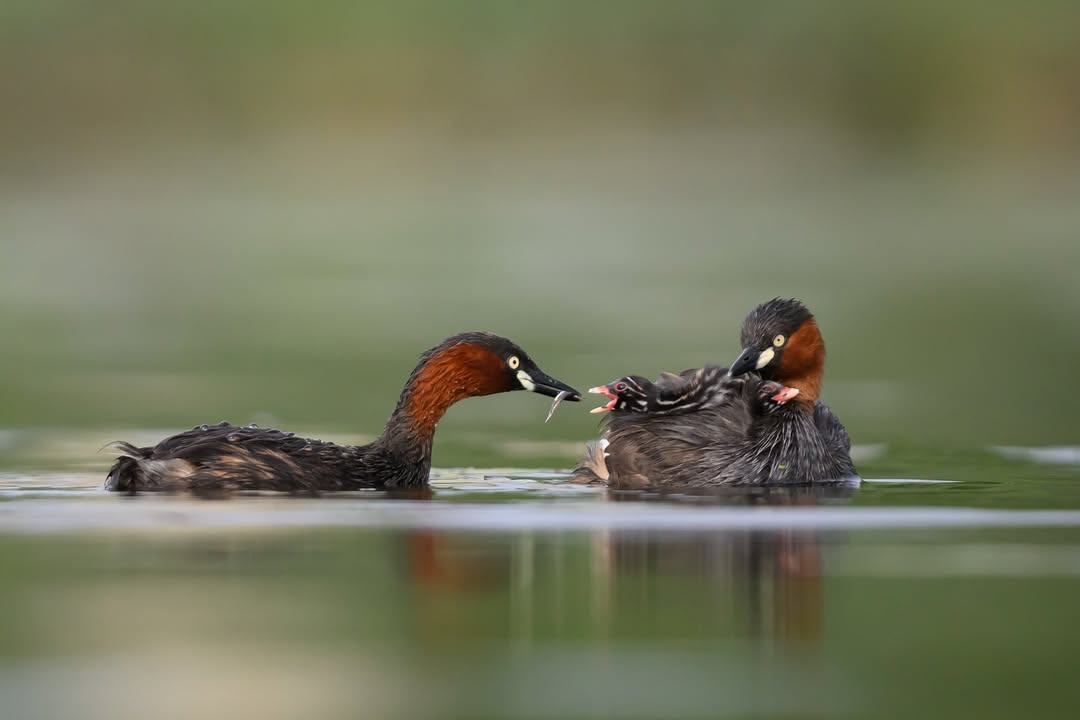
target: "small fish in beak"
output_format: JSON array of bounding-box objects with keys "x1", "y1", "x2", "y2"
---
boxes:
[{"x1": 545, "y1": 390, "x2": 572, "y2": 423}]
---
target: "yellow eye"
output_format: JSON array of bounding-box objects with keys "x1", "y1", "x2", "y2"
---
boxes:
[
  {"x1": 773, "y1": 334, "x2": 785, "y2": 347},
  {"x1": 508, "y1": 356, "x2": 520, "y2": 369}
]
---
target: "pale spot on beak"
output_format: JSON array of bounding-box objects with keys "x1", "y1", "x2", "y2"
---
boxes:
[
  {"x1": 756, "y1": 347, "x2": 775, "y2": 369},
  {"x1": 516, "y1": 370, "x2": 535, "y2": 391}
]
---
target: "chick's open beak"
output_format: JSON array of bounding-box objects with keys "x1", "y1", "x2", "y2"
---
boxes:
[
  {"x1": 771, "y1": 386, "x2": 800, "y2": 404},
  {"x1": 588, "y1": 385, "x2": 619, "y2": 414}
]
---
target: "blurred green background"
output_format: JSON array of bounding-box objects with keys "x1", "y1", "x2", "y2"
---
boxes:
[
  {"x1": 3, "y1": 8, "x2": 1080, "y2": 720},
  {"x1": 3, "y1": 1, "x2": 1079, "y2": 459}
]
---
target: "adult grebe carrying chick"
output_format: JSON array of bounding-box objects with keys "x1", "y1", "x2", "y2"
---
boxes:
[{"x1": 575, "y1": 299, "x2": 855, "y2": 488}]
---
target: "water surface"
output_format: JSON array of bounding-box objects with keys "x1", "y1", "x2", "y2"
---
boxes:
[{"x1": 2, "y1": 444, "x2": 1080, "y2": 720}]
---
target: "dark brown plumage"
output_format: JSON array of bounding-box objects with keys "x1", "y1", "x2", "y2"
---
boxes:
[
  {"x1": 574, "y1": 299, "x2": 856, "y2": 488},
  {"x1": 106, "y1": 332, "x2": 580, "y2": 494}
]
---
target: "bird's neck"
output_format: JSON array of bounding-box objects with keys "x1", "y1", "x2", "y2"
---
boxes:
[
  {"x1": 775, "y1": 319, "x2": 825, "y2": 406},
  {"x1": 376, "y1": 343, "x2": 510, "y2": 473}
]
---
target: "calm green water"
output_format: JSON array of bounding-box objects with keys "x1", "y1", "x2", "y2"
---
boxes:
[{"x1": 2, "y1": 445, "x2": 1080, "y2": 720}]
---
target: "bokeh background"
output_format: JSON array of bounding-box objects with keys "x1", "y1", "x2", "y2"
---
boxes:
[
  {"x1": 5, "y1": 7, "x2": 1080, "y2": 720},
  {"x1": 4, "y1": 1, "x2": 1080, "y2": 467}
]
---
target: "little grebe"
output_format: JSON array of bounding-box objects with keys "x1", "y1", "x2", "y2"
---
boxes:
[
  {"x1": 107, "y1": 332, "x2": 580, "y2": 494},
  {"x1": 574, "y1": 299, "x2": 855, "y2": 488}
]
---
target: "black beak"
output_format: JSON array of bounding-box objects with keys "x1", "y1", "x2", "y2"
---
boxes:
[
  {"x1": 523, "y1": 366, "x2": 581, "y2": 401},
  {"x1": 728, "y1": 347, "x2": 759, "y2": 377}
]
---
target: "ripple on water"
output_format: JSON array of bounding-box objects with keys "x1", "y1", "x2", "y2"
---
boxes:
[{"x1": 0, "y1": 470, "x2": 1079, "y2": 535}]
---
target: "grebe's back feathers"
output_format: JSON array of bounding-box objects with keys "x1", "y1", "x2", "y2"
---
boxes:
[{"x1": 105, "y1": 422, "x2": 386, "y2": 495}]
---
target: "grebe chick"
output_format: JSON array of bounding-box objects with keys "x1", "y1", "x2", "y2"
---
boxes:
[{"x1": 589, "y1": 366, "x2": 799, "y2": 416}]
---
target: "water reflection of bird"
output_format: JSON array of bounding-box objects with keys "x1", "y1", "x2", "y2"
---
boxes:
[
  {"x1": 590, "y1": 489, "x2": 848, "y2": 648},
  {"x1": 391, "y1": 488, "x2": 849, "y2": 654}
]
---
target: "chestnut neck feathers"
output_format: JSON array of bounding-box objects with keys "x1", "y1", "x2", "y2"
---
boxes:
[
  {"x1": 383, "y1": 333, "x2": 513, "y2": 444},
  {"x1": 772, "y1": 318, "x2": 825, "y2": 405}
]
